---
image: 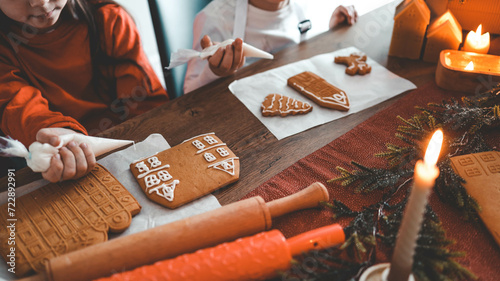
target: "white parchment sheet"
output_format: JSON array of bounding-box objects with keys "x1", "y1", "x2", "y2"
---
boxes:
[
  {"x1": 0, "y1": 134, "x2": 221, "y2": 280},
  {"x1": 229, "y1": 46, "x2": 417, "y2": 140}
]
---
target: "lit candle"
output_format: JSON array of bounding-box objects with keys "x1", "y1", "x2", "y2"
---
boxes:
[
  {"x1": 464, "y1": 61, "x2": 474, "y2": 71},
  {"x1": 387, "y1": 130, "x2": 443, "y2": 281},
  {"x1": 463, "y1": 24, "x2": 490, "y2": 54}
]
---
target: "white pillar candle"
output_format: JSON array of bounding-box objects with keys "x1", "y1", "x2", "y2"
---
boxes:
[{"x1": 387, "y1": 129, "x2": 443, "y2": 281}]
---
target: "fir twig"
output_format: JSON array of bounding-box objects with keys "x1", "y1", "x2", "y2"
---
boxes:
[
  {"x1": 285, "y1": 84, "x2": 500, "y2": 280},
  {"x1": 329, "y1": 162, "x2": 412, "y2": 193}
]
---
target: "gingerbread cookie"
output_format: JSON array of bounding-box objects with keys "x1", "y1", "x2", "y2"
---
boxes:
[
  {"x1": 261, "y1": 93, "x2": 312, "y2": 117},
  {"x1": 450, "y1": 151, "x2": 500, "y2": 247},
  {"x1": 287, "y1": 71, "x2": 350, "y2": 111},
  {"x1": 130, "y1": 133, "x2": 239, "y2": 209},
  {"x1": 334, "y1": 53, "x2": 372, "y2": 75},
  {"x1": 0, "y1": 164, "x2": 141, "y2": 277}
]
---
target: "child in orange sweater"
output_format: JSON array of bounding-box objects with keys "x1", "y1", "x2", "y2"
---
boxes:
[{"x1": 0, "y1": 0, "x2": 168, "y2": 182}]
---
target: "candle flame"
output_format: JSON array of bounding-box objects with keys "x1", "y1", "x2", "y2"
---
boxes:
[
  {"x1": 465, "y1": 61, "x2": 474, "y2": 70},
  {"x1": 424, "y1": 130, "x2": 443, "y2": 166},
  {"x1": 476, "y1": 24, "x2": 482, "y2": 35}
]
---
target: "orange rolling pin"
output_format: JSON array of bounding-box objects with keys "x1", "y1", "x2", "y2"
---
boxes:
[
  {"x1": 95, "y1": 224, "x2": 345, "y2": 281},
  {"x1": 20, "y1": 182, "x2": 329, "y2": 281}
]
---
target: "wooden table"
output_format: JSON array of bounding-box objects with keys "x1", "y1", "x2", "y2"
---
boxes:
[{"x1": 4, "y1": 2, "x2": 497, "y2": 205}]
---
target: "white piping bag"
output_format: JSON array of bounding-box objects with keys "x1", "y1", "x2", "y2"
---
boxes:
[
  {"x1": 0, "y1": 134, "x2": 133, "y2": 172},
  {"x1": 167, "y1": 39, "x2": 273, "y2": 69}
]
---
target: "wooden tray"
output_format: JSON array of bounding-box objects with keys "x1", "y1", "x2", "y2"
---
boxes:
[{"x1": 435, "y1": 49, "x2": 500, "y2": 93}]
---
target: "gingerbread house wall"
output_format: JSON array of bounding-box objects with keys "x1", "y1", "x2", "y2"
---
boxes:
[
  {"x1": 389, "y1": 0, "x2": 431, "y2": 59},
  {"x1": 423, "y1": 11, "x2": 462, "y2": 62}
]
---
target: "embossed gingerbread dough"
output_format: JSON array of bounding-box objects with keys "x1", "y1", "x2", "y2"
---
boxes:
[
  {"x1": 287, "y1": 71, "x2": 350, "y2": 111},
  {"x1": 450, "y1": 151, "x2": 500, "y2": 247},
  {"x1": 261, "y1": 94, "x2": 312, "y2": 117},
  {"x1": 334, "y1": 53, "x2": 372, "y2": 75},
  {"x1": 130, "y1": 133, "x2": 239, "y2": 209},
  {"x1": 0, "y1": 164, "x2": 141, "y2": 277}
]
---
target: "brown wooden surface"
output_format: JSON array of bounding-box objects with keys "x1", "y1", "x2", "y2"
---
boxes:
[{"x1": 4, "y1": 3, "x2": 497, "y2": 206}]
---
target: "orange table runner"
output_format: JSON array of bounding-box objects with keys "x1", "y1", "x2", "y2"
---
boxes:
[{"x1": 243, "y1": 82, "x2": 500, "y2": 280}]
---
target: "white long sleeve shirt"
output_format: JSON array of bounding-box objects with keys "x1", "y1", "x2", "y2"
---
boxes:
[{"x1": 184, "y1": 0, "x2": 335, "y2": 94}]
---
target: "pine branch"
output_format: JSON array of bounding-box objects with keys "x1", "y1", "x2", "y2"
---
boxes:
[
  {"x1": 423, "y1": 99, "x2": 499, "y2": 133},
  {"x1": 381, "y1": 206, "x2": 477, "y2": 281},
  {"x1": 434, "y1": 158, "x2": 481, "y2": 220},
  {"x1": 321, "y1": 200, "x2": 358, "y2": 219},
  {"x1": 285, "y1": 84, "x2": 500, "y2": 280},
  {"x1": 329, "y1": 162, "x2": 412, "y2": 193},
  {"x1": 462, "y1": 84, "x2": 500, "y2": 107},
  {"x1": 375, "y1": 143, "x2": 417, "y2": 168}
]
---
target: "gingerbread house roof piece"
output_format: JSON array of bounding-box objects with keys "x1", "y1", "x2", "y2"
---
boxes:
[
  {"x1": 394, "y1": 0, "x2": 431, "y2": 23},
  {"x1": 427, "y1": 10, "x2": 462, "y2": 42}
]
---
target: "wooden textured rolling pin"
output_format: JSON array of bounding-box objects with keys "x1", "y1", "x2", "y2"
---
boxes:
[{"x1": 21, "y1": 182, "x2": 329, "y2": 281}]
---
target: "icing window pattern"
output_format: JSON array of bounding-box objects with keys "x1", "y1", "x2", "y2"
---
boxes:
[
  {"x1": 204, "y1": 136, "x2": 218, "y2": 145},
  {"x1": 192, "y1": 140, "x2": 205, "y2": 150},
  {"x1": 204, "y1": 152, "x2": 217, "y2": 162},
  {"x1": 135, "y1": 162, "x2": 149, "y2": 173},
  {"x1": 145, "y1": 174, "x2": 161, "y2": 188},
  {"x1": 209, "y1": 157, "x2": 238, "y2": 176},
  {"x1": 488, "y1": 164, "x2": 500, "y2": 173},
  {"x1": 217, "y1": 147, "x2": 229, "y2": 157},
  {"x1": 464, "y1": 168, "x2": 482, "y2": 177},
  {"x1": 220, "y1": 160, "x2": 234, "y2": 171},
  {"x1": 149, "y1": 180, "x2": 179, "y2": 202},
  {"x1": 158, "y1": 170, "x2": 172, "y2": 181},
  {"x1": 148, "y1": 156, "x2": 162, "y2": 168}
]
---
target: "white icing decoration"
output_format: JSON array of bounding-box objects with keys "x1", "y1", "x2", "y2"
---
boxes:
[
  {"x1": 216, "y1": 147, "x2": 230, "y2": 157},
  {"x1": 182, "y1": 132, "x2": 215, "y2": 144},
  {"x1": 324, "y1": 93, "x2": 348, "y2": 105},
  {"x1": 208, "y1": 157, "x2": 239, "y2": 176},
  {"x1": 158, "y1": 170, "x2": 172, "y2": 181},
  {"x1": 261, "y1": 94, "x2": 311, "y2": 115},
  {"x1": 192, "y1": 140, "x2": 205, "y2": 150},
  {"x1": 137, "y1": 164, "x2": 170, "y2": 179},
  {"x1": 292, "y1": 84, "x2": 349, "y2": 109},
  {"x1": 203, "y1": 136, "x2": 218, "y2": 145},
  {"x1": 148, "y1": 180, "x2": 180, "y2": 202},
  {"x1": 144, "y1": 174, "x2": 161, "y2": 188},
  {"x1": 135, "y1": 161, "x2": 149, "y2": 173},
  {"x1": 204, "y1": 152, "x2": 216, "y2": 162},
  {"x1": 196, "y1": 143, "x2": 227, "y2": 154},
  {"x1": 267, "y1": 94, "x2": 276, "y2": 109},
  {"x1": 147, "y1": 156, "x2": 162, "y2": 168}
]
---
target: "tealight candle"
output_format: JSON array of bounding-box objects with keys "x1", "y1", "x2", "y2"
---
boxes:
[
  {"x1": 435, "y1": 50, "x2": 500, "y2": 93},
  {"x1": 387, "y1": 130, "x2": 443, "y2": 281},
  {"x1": 464, "y1": 61, "x2": 474, "y2": 71},
  {"x1": 463, "y1": 24, "x2": 490, "y2": 54}
]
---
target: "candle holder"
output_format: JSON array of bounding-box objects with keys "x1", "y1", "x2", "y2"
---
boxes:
[
  {"x1": 435, "y1": 49, "x2": 500, "y2": 93},
  {"x1": 359, "y1": 263, "x2": 415, "y2": 281}
]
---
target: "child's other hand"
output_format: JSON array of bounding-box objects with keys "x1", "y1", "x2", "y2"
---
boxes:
[
  {"x1": 330, "y1": 5, "x2": 358, "y2": 28},
  {"x1": 201, "y1": 35, "x2": 245, "y2": 77},
  {"x1": 36, "y1": 128, "x2": 96, "y2": 183}
]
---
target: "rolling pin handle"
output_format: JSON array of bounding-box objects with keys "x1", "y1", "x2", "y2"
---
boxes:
[{"x1": 266, "y1": 182, "x2": 329, "y2": 218}]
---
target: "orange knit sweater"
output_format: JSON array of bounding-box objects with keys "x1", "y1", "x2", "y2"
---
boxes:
[{"x1": 0, "y1": 4, "x2": 168, "y2": 146}]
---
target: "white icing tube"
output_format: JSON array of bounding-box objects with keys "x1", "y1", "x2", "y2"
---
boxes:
[
  {"x1": 167, "y1": 39, "x2": 273, "y2": 69},
  {"x1": 0, "y1": 134, "x2": 133, "y2": 173}
]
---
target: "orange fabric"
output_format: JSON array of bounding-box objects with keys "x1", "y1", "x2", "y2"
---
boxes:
[
  {"x1": 243, "y1": 82, "x2": 500, "y2": 280},
  {"x1": 0, "y1": 4, "x2": 168, "y2": 146}
]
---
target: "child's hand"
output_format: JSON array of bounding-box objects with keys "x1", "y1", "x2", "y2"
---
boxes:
[
  {"x1": 36, "y1": 128, "x2": 96, "y2": 183},
  {"x1": 201, "y1": 35, "x2": 245, "y2": 77},
  {"x1": 329, "y1": 5, "x2": 358, "y2": 28}
]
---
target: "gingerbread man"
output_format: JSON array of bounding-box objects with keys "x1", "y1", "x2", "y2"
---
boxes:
[{"x1": 334, "y1": 53, "x2": 372, "y2": 75}]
